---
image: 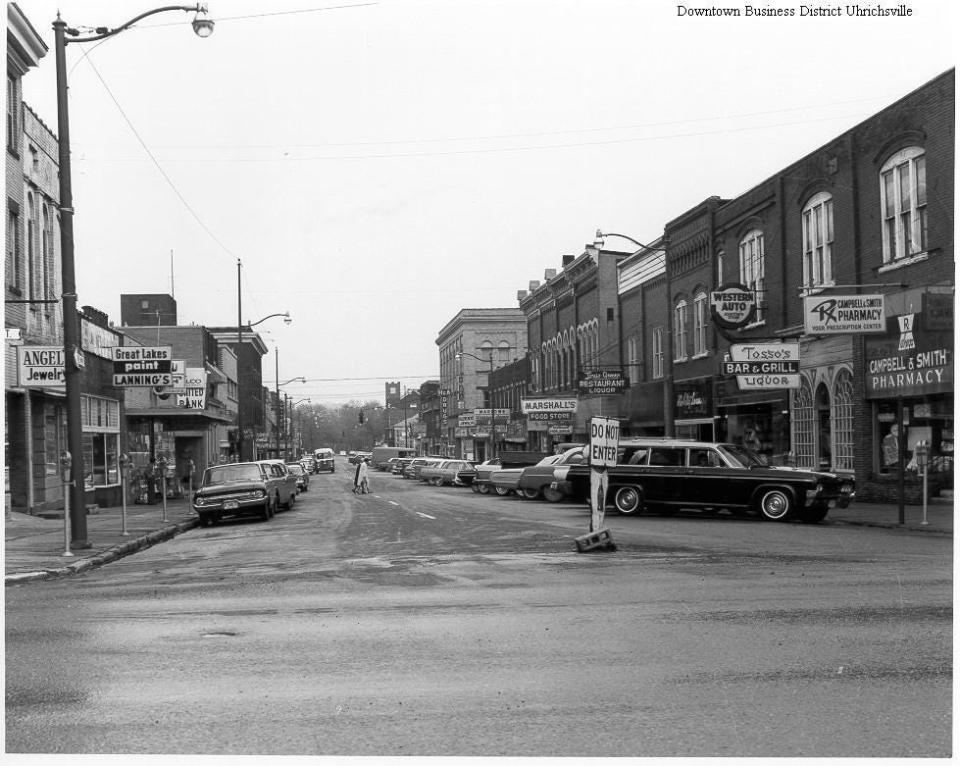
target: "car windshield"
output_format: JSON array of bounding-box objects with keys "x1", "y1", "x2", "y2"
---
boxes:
[
  {"x1": 718, "y1": 444, "x2": 768, "y2": 468},
  {"x1": 204, "y1": 465, "x2": 262, "y2": 484}
]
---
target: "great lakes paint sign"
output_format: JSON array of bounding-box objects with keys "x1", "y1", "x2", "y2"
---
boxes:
[{"x1": 803, "y1": 294, "x2": 885, "y2": 334}]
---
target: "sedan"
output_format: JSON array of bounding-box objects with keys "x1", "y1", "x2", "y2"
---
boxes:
[
  {"x1": 517, "y1": 447, "x2": 585, "y2": 502},
  {"x1": 285, "y1": 462, "x2": 310, "y2": 493},
  {"x1": 421, "y1": 460, "x2": 476, "y2": 487},
  {"x1": 192, "y1": 462, "x2": 276, "y2": 526}
]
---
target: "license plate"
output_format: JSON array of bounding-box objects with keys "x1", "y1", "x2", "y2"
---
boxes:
[{"x1": 223, "y1": 500, "x2": 239, "y2": 510}]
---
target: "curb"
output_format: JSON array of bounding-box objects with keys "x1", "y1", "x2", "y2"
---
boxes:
[
  {"x1": 830, "y1": 518, "x2": 951, "y2": 535},
  {"x1": 5, "y1": 517, "x2": 200, "y2": 585}
]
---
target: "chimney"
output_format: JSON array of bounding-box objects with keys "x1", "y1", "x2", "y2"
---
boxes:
[
  {"x1": 517, "y1": 290, "x2": 528, "y2": 300},
  {"x1": 562, "y1": 255, "x2": 575, "y2": 267},
  {"x1": 529, "y1": 280, "x2": 540, "y2": 291},
  {"x1": 544, "y1": 268, "x2": 557, "y2": 280}
]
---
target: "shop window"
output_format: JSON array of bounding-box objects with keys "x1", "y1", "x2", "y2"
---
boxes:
[
  {"x1": 831, "y1": 369, "x2": 855, "y2": 472},
  {"x1": 82, "y1": 432, "x2": 120, "y2": 487},
  {"x1": 802, "y1": 192, "x2": 834, "y2": 288},
  {"x1": 880, "y1": 146, "x2": 927, "y2": 263},
  {"x1": 792, "y1": 378, "x2": 816, "y2": 469}
]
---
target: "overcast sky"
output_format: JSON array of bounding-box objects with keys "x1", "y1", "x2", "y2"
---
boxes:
[{"x1": 18, "y1": 0, "x2": 957, "y2": 405}]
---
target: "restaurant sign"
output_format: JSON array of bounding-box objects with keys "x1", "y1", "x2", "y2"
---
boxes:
[
  {"x1": 726, "y1": 343, "x2": 800, "y2": 390},
  {"x1": 578, "y1": 369, "x2": 627, "y2": 396},
  {"x1": 803, "y1": 294, "x2": 885, "y2": 334}
]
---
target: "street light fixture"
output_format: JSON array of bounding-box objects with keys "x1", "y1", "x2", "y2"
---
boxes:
[
  {"x1": 273, "y1": 346, "x2": 306, "y2": 459},
  {"x1": 54, "y1": 4, "x2": 213, "y2": 547},
  {"x1": 594, "y1": 229, "x2": 674, "y2": 436},
  {"x1": 455, "y1": 351, "x2": 497, "y2": 461}
]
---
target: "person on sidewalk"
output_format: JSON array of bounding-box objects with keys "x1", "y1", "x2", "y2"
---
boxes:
[{"x1": 357, "y1": 458, "x2": 371, "y2": 494}]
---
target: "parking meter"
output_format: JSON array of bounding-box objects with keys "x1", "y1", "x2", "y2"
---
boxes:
[
  {"x1": 59, "y1": 450, "x2": 72, "y2": 482},
  {"x1": 119, "y1": 452, "x2": 130, "y2": 475},
  {"x1": 915, "y1": 440, "x2": 930, "y2": 471}
]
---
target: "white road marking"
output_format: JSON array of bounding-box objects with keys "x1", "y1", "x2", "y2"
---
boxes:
[
  {"x1": 416, "y1": 512, "x2": 436, "y2": 520},
  {"x1": 389, "y1": 501, "x2": 400, "y2": 506}
]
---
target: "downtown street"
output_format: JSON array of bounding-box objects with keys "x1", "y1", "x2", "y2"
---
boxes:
[{"x1": 5, "y1": 455, "x2": 952, "y2": 758}]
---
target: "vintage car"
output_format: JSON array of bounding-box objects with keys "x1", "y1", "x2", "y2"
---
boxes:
[
  {"x1": 192, "y1": 462, "x2": 278, "y2": 526},
  {"x1": 285, "y1": 461, "x2": 310, "y2": 492},
  {"x1": 552, "y1": 438, "x2": 855, "y2": 523},
  {"x1": 488, "y1": 454, "x2": 566, "y2": 497},
  {"x1": 393, "y1": 457, "x2": 415, "y2": 475},
  {"x1": 470, "y1": 458, "x2": 501, "y2": 494},
  {"x1": 256, "y1": 459, "x2": 299, "y2": 510},
  {"x1": 420, "y1": 459, "x2": 476, "y2": 487},
  {"x1": 403, "y1": 457, "x2": 443, "y2": 480},
  {"x1": 516, "y1": 445, "x2": 586, "y2": 502},
  {"x1": 313, "y1": 448, "x2": 336, "y2": 473}
]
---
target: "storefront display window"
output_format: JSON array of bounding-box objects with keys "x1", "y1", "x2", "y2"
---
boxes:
[
  {"x1": 82, "y1": 432, "x2": 120, "y2": 488},
  {"x1": 876, "y1": 397, "x2": 953, "y2": 480}
]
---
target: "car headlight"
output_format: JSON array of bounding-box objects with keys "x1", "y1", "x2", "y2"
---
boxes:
[
  {"x1": 247, "y1": 489, "x2": 266, "y2": 499},
  {"x1": 194, "y1": 496, "x2": 206, "y2": 506}
]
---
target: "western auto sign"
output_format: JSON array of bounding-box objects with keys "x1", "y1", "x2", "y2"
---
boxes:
[
  {"x1": 725, "y1": 343, "x2": 800, "y2": 389},
  {"x1": 803, "y1": 294, "x2": 885, "y2": 334},
  {"x1": 521, "y1": 398, "x2": 578, "y2": 414},
  {"x1": 579, "y1": 369, "x2": 627, "y2": 395},
  {"x1": 111, "y1": 346, "x2": 173, "y2": 386},
  {"x1": 710, "y1": 283, "x2": 757, "y2": 329},
  {"x1": 17, "y1": 345, "x2": 65, "y2": 387}
]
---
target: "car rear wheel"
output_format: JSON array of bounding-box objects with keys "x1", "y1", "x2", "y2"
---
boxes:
[
  {"x1": 542, "y1": 486, "x2": 564, "y2": 503},
  {"x1": 495, "y1": 486, "x2": 512, "y2": 496},
  {"x1": 477, "y1": 483, "x2": 491, "y2": 495},
  {"x1": 614, "y1": 486, "x2": 643, "y2": 515},
  {"x1": 520, "y1": 487, "x2": 540, "y2": 500},
  {"x1": 430, "y1": 476, "x2": 442, "y2": 487},
  {"x1": 759, "y1": 489, "x2": 792, "y2": 521}
]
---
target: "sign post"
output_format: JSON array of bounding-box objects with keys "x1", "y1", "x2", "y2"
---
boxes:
[
  {"x1": 59, "y1": 451, "x2": 74, "y2": 557},
  {"x1": 119, "y1": 453, "x2": 130, "y2": 536},
  {"x1": 575, "y1": 416, "x2": 619, "y2": 553},
  {"x1": 915, "y1": 440, "x2": 930, "y2": 526}
]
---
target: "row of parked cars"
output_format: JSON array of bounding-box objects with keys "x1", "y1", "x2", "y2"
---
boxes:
[
  {"x1": 385, "y1": 438, "x2": 856, "y2": 523},
  {"x1": 192, "y1": 456, "x2": 315, "y2": 526}
]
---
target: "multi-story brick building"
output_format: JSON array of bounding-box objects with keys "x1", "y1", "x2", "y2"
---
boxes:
[{"x1": 436, "y1": 308, "x2": 527, "y2": 460}]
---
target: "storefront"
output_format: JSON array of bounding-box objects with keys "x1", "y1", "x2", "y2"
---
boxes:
[
  {"x1": 714, "y1": 378, "x2": 792, "y2": 464},
  {"x1": 673, "y1": 377, "x2": 715, "y2": 442},
  {"x1": 859, "y1": 292, "x2": 953, "y2": 502},
  {"x1": 620, "y1": 379, "x2": 665, "y2": 436}
]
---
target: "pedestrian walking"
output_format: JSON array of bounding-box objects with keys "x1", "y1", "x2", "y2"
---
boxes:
[
  {"x1": 353, "y1": 456, "x2": 363, "y2": 494},
  {"x1": 358, "y1": 458, "x2": 371, "y2": 494}
]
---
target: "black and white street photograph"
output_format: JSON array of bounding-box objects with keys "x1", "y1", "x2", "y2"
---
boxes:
[{"x1": 4, "y1": 0, "x2": 955, "y2": 762}]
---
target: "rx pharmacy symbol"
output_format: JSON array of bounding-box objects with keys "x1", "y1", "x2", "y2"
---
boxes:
[{"x1": 897, "y1": 314, "x2": 916, "y2": 351}]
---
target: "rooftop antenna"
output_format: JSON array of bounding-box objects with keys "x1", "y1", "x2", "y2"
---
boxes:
[{"x1": 170, "y1": 249, "x2": 175, "y2": 298}]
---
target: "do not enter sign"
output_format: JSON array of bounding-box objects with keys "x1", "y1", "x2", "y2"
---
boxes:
[{"x1": 589, "y1": 416, "x2": 620, "y2": 468}]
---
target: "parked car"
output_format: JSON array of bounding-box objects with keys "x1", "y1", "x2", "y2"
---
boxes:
[
  {"x1": 314, "y1": 448, "x2": 335, "y2": 473},
  {"x1": 552, "y1": 438, "x2": 855, "y2": 523},
  {"x1": 371, "y1": 446, "x2": 418, "y2": 471},
  {"x1": 393, "y1": 457, "x2": 415, "y2": 475},
  {"x1": 256, "y1": 459, "x2": 299, "y2": 510},
  {"x1": 412, "y1": 457, "x2": 445, "y2": 482},
  {"x1": 192, "y1": 461, "x2": 277, "y2": 526},
  {"x1": 403, "y1": 457, "x2": 441, "y2": 480},
  {"x1": 300, "y1": 455, "x2": 317, "y2": 473},
  {"x1": 349, "y1": 451, "x2": 372, "y2": 465},
  {"x1": 517, "y1": 445, "x2": 586, "y2": 501},
  {"x1": 490, "y1": 453, "x2": 569, "y2": 496},
  {"x1": 470, "y1": 458, "x2": 502, "y2": 494},
  {"x1": 285, "y1": 462, "x2": 309, "y2": 492},
  {"x1": 420, "y1": 459, "x2": 476, "y2": 487}
]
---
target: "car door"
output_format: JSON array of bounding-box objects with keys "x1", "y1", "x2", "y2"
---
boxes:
[{"x1": 645, "y1": 446, "x2": 685, "y2": 507}]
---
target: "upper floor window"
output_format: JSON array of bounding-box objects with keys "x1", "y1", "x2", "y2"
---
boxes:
[
  {"x1": 739, "y1": 229, "x2": 765, "y2": 323},
  {"x1": 498, "y1": 342, "x2": 510, "y2": 362},
  {"x1": 673, "y1": 299, "x2": 688, "y2": 361},
  {"x1": 802, "y1": 192, "x2": 834, "y2": 288},
  {"x1": 6, "y1": 208, "x2": 20, "y2": 291},
  {"x1": 480, "y1": 341, "x2": 494, "y2": 363},
  {"x1": 652, "y1": 327, "x2": 664, "y2": 379},
  {"x1": 7, "y1": 75, "x2": 18, "y2": 153},
  {"x1": 880, "y1": 146, "x2": 927, "y2": 262},
  {"x1": 716, "y1": 249, "x2": 725, "y2": 287},
  {"x1": 626, "y1": 336, "x2": 639, "y2": 384},
  {"x1": 693, "y1": 292, "x2": 708, "y2": 356}
]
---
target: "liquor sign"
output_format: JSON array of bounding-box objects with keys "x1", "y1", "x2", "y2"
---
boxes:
[
  {"x1": 578, "y1": 369, "x2": 627, "y2": 396},
  {"x1": 17, "y1": 345, "x2": 65, "y2": 387},
  {"x1": 176, "y1": 368, "x2": 208, "y2": 409},
  {"x1": 521, "y1": 398, "x2": 578, "y2": 414},
  {"x1": 111, "y1": 346, "x2": 173, "y2": 386},
  {"x1": 710, "y1": 283, "x2": 757, "y2": 329},
  {"x1": 802, "y1": 294, "x2": 885, "y2": 334},
  {"x1": 727, "y1": 343, "x2": 800, "y2": 389}
]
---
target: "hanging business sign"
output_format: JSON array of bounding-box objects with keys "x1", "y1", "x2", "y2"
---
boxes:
[
  {"x1": 578, "y1": 369, "x2": 628, "y2": 395},
  {"x1": 864, "y1": 318, "x2": 953, "y2": 399},
  {"x1": 724, "y1": 343, "x2": 800, "y2": 389},
  {"x1": 802, "y1": 294, "x2": 885, "y2": 334},
  {"x1": 111, "y1": 346, "x2": 173, "y2": 386},
  {"x1": 176, "y1": 368, "x2": 208, "y2": 409},
  {"x1": 710, "y1": 283, "x2": 757, "y2": 329},
  {"x1": 521, "y1": 398, "x2": 578, "y2": 414},
  {"x1": 17, "y1": 345, "x2": 65, "y2": 387}
]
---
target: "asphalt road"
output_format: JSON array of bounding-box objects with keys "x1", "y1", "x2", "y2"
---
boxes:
[{"x1": 5, "y1": 458, "x2": 952, "y2": 757}]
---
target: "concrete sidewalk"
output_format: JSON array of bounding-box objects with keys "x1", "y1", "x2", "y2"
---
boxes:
[{"x1": 4, "y1": 497, "x2": 953, "y2": 585}]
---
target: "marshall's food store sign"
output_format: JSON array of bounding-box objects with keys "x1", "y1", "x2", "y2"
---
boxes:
[{"x1": 521, "y1": 398, "x2": 577, "y2": 432}]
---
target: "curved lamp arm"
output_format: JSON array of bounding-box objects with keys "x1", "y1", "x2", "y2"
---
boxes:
[
  {"x1": 278, "y1": 376, "x2": 307, "y2": 387},
  {"x1": 63, "y1": 4, "x2": 213, "y2": 44},
  {"x1": 248, "y1": 312, "x2": 291, "y2": 328}
]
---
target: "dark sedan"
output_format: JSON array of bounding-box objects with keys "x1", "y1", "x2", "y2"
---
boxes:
[
  {"x1": 553, "y1": 439, "x2": 854, "y2": 523},
  {"x1": 192, "y1": 462, "x2": 276, "y2": 526}
]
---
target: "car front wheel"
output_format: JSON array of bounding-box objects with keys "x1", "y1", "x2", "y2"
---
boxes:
[
  {"x1": 759, "y1": 489, "x2": 792, "y2": 521},
  {"x1": 542, "y1": 486, "x2": 564, "y2": 503},
  {"x1": 430, "y1": 476, "x2": 442, "y2": 487},
  {"x1": 477, "y1": 483, "x2": 491, "y2": 495},
  {"x1": 520, "y1": 487, "x2": 540, "y2": 500},
  {"x1": 495, "y1": 486, "x2": 512, "y2": 496},
  {"x1": 614, "y1": 486, "x2": 643, "y2": 515}
]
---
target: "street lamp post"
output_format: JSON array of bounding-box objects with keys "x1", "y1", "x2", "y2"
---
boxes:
[
  {"x1": 455, "y1": 351, "x2": 497, "y2": 461},
  {"x1": 54, "y1": 4, "x2": 213, "y2": 546},
  {"x1": 595, "y1": 229, "x2": 674, "y2": 437},
  {"x1": 274, "y1": 347, "x2": 306, "y2": 459},
  {"x1": 235, "y1": 297, "x2": 290, "y2": 461}
]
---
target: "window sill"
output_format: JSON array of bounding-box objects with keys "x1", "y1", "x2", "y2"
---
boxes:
[
  {"x1": 690, "y1": 351, "x2": 711, "y2": 360},
  {"x1": 800, "y1": 283, "x2": 835, "y2": 296},
  {"x1": 673, "y1": 356, "x2": 689, "y2": 364},
  {"x1": 877, "y1": 251, "x2": 931, "y2": 273},
  {"x1": 743, "y1": 320, "x2": 766, "y2": 330}
]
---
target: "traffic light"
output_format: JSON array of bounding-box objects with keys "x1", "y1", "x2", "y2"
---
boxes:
[{"x1": 358, "y1": 411, "x2": 364, "y2": 424}]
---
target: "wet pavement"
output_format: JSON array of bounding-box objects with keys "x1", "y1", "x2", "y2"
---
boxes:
[{"x1": 4, "y1": 495, "x2": 953, "y2": 585}]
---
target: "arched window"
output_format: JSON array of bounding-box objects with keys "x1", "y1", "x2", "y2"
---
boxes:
[
  {"x1": 880, "y1": 146, "x2": 927, "y2": 263},
  {"x1": 831, "y1": 369, "x2": 855, "y2": 472},
  {"x1": 802, "y1": 192, "x2": 834, "y2": 287},
  {"x1": 792, "y1": 377, "x2": 816, "y2": 469},
  {"x1": 652, "y1": 327, "x2": 664, "y2": 379},
  {"x1": 498, "y1": 341, "x2": 510, "y2": 362},
  {"x1": 26, "y1": 192, "x2": 35, "y2": 299},
  {"x1": 480, "y1": 340, "x2": 494, "y2": 363},
  {"x1": 739, "y1": 229, "x2": 765, "y2": 323},
  {"x1": 42, "y1": 203, "x2": 52, "y2": 299}
]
